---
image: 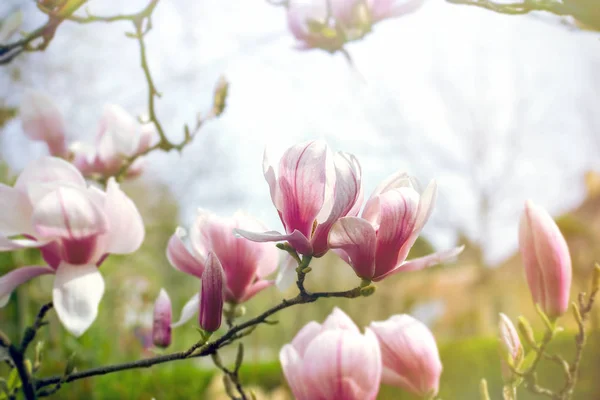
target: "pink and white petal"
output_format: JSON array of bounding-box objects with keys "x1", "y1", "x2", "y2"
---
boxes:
[
  {"x1": 234, "y1": 229, "x2": 313, "y2": 255},
  {"x1": 0, "y1": 266, "x2": 54, "y2": 307},
  {"x1": 519, "y1": 207, "x2": 544, "y2": 305},
  {"x1": 0, "y1": 235, "x2": 49, "y2": 251},
  {"x1": 167, "y1": 228, "x2": 205, "y2": 278},
  {"x1": 278, "y1": 140, "x2": 328, "y2": 237},
  {"x1": 0, "y1": 184, "x2": 33, "y2": 236},
  {"x1": 311, "y1": 152, "x2": 363, "y2": 257},
  {"x1": 233, "y1": 211, "x2": 279, "y2": 278},
  {"x1": 103, "y1": 178, "x2": 145, "y2": 254},
  {"x1": 238, "y1": 280, "x2": 274, "y2": 303},
  {"x1": 189, "y1": 209, "x2": 216, "y2": 261},
  {"x1": 276, "y1": 253, "x2": 298, "y2": 292},
  {"x1": 53, "y1": 263, "x2": 105, "y2": 337},
  {"x1": 291, "y1": 321, "x2": 322, "y2": 357},
  {"x1": 98, "y1": 104, "x2": 138, "y2": 158},
  {"x1": 413, "y1": 180, "x2": 437, "y2": 234},
  {"x1": 32, "y1": 186, "x2": 108, "y2": 240},
  {"x1": 263, "y1": 148, "x2": 282, "y2": 210},
  {"x1": 374, "y1": 245, "x2": 465, "y2": 282},
  {"x1": 380, "y1": 366, "x2": 420, "y2": 393},
  {"x1": 329, "y1": 217, "x2": 377, "y2": 279},
  {"x1": 322, "y1": 307, "x2": 360, "y2": 333},
  {"x1": 15, "y1": 157, "x2": 86, "y2": 196},
  {"x1": 171, "y1": 293, "x2": 200, "y2": 328},
  {"x1": 280, "y1": 344, "x2": 312, "y2": 400}
]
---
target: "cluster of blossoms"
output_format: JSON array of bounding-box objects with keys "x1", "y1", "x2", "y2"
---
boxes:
[
  {"x1": 20, "y1": 90, "x2": 156, "y2": 180},
  {"x1": 281, "y1": 308, "x2": 442, "y2": 399},
  {"x1": 284, "y1": 0, "x2": 424, "y2": 52}
]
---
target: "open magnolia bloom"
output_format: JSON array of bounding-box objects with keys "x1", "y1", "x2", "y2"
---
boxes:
[
  {"x1": 167, "y1": 210, "x2": 279, "y2": 327},
  {"x1": 280, "y1": 307, "x2": 382, "y2": 400},
  {"x1": 0, "y1": 157, "x2": 145, "y2": 336},
  {"x1": 329, "y1": 171, "x2": 463, "y2": 282},
  {"x1": 71, "y1": 104, "x2": 156, "y2": 179},
  {"x1": 236, "y1": 140, "x2": 363, "y2": 258}
]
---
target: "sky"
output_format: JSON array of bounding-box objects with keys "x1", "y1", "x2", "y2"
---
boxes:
[{"x1": 1, "y1": 0, "x2": 600, "y2": 265}]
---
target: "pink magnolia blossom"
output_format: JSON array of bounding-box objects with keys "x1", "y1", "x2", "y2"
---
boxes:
[
  {"x1": 199, "y1": 253, "x2": 225, "y2": 332},
  {"x1": 0, "y1": 157, "x2": 145, "y2": 336},
  {"x1": 152, "y1": 289, "x2": 172, "y2": 348},
  {"x1": 329, "y1": 171, "x2": 463, "y2": 282},
  {"x1": 280, "y1": 308, "x2": 382, "y2": 400},
  {"x1": 369, "y1": 314, "x2": 442, "y2": 398},
  {"x1": 167, "y1": 210, "x2": 279, "y2": 327},
  {"x1": 20, "y1": 90, "x2": 68, "y2": 158},
  {"x1": 236, "y1": 140, "x2": 363, "y2": 258},
  {"x1": 287, "y1": 0, "x2": 370, "y2": 51},
  {"x1": 519, "y1": 200, "x2": 572, "y2": 318},
  {"x1": 367, "y1": 0, "x2": 425, "y2": 23},
  {"x1": 71, "y1": 104, "x2": 156, "y2": 179}
]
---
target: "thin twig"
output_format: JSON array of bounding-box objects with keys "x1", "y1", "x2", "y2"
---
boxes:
[{"x1": 445, "y1": 0, "x2": 569, "y2": 16}]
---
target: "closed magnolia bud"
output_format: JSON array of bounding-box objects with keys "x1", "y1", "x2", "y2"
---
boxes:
[
  {"x1": 199, "y1": 253, "x2": 225, "y2": 332},
  {"x1": 152, "y1": 289, "x2": 172, "y2": 348},
  {"x1": 369, "y1": 315, "x2": 442, "y2": 398},
  {"x1": 519, "y1": 200, "x2": 572, "y2": 318},
  {"x1": 498, "y1": 313, "x2": 522, "y2": 382}
]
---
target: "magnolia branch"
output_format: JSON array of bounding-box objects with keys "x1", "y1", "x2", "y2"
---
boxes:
[
  {"x1": 35, "y1": 279, "x2": 363, "y2": 396},
  {"x1": 445, "y1": 0, "x2": 569, "y2": 16}
]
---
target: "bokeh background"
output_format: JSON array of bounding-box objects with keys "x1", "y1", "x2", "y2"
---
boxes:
[{"x1": 1, "y1": 0, "x2": 600, "y2": 398}]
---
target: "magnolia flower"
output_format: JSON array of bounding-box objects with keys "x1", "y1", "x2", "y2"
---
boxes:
[
  {"x1": 280, "y1": 308, "x2": 382, "y2": 400},
  {"x1": 71, "y1": 104, "x2": 155, "y2": 179},
  {"x1": 236, "y1": 140, "x2": 363, "y2": 258},
  {"x1": 20, "y1": 90, "x2": 68, "y2": 158},
  {"x1": 369, "y1": 314, "x2": 442, "y2": 398},
  {"x1": 0, "y1": 157, "x2": 145, "y2": 336},
  {"x1": 199, "y1": 253, "x2": 225, "y2": 332},
  {"x1": 519, "y1": 200, "x2": 572, "y2": 318},
  {"x1": 329, "y1": 171, "x2": 463, "y2": 282},
  {"x1": 167, "y1": 210, "x2": 278, "y2": 327},
  {"x1": 152, "y1": 289, "x2": 172, "y2": 348},
  {"x1": 287, "y1": 0, "x2": 370, "y2": 51}
]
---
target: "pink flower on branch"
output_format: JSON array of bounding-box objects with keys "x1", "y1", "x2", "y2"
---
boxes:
[
  {"x1": 0, "y1": 157, "x2": 145, "y2": 336},
  {"x1": 369, "y1": 314, "x2": 442, "y2": 398},
  {"x1": 20, "y1": 90, "x2": 68, "y2": 158},
  {"x1": 199, "y1": 253, "x2": 226, "y2": 333},
  {"x1": 329, "y1": 171, "x2": 463, "y2": 282},
  {"x1": 519, "y1": 200, "x2": 572, "y2": 318},
  {"x1": 71, "y1": 104, "x2": 156, "y2": 179},
  {"x1": 280, "y1": 307, "x2": 382, "y2": 400},
  {"x1": 236, "y1": 140, "x2": 363, "y2": 257},
  {"x1": 167, "y1": 211, "x2": 279, "y2": 327}
]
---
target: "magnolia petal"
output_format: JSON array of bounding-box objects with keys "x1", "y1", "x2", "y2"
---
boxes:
[
  {"x1": 171, "y1": 293, "x2": 200, "y2": 328},
  {"x1": 329, "y1": 217, "x2": 377, "y2": 279},
  {"x1": 20, "y1": 90, "x2": 67, "y2": 157},
  {"x1": 199, "y1": 253, "x2": 225, "y2": 332},
  {"x1": 238, "y1": 280, "x2": 274, "y2": 303},
  {"x1": 0, "y1": 235, "x2": 48, "y2": 251},
  {"x1": 234, "y1": 228, "x2": 313, "y2": 255},
  {"x1": 0, "y1": 184, "x2": 33, "y2": 236},
  {"x1": 167, "y1": 228, "x2": 205, "y2": 278},
  {"x1": 53, "y1": 263, "x2": 105, "y2": 337},
  {"x1": 290, "y1": 321, "x2": 322, "y2": 357},
  {"x1": 280, "y1": 344, "x2": 311, "y2": 400},
  {"x1": 0, "y1": 266, "x2": 54, "y2": 307},
  {"x1": 312, "y1": 152, "x2": 363, "y2": 257},
  {"x1": 32, "y1": 186, "x2": 108, "y2": 240},
  {"x1": 276, "y1": 253, "x2": 299, "y2": 292},
  {"x1": 321, "y1": 307, "x2": 360, "y2": 333},
  {"x1": 97, "y1": 104, "x2": 139, "y2": 159},
  {"x1": 413, "y1": 180, "x2": 437, "y2": 234},
  {"x1": 374, "y1": 245, "x2": 465, "y2": 282},
  {"x1": 104, "y1": 178, "x2": 145, "y2": 254},
  {"x1": 263, "y1": 148, "x2": 282, "y2": 210},
  {"x1": 15, "y1": 157, "x2": 86, "y2": 199},
  {"x1": 278, "y1": 140, "x2": 328, "y2": 238}
]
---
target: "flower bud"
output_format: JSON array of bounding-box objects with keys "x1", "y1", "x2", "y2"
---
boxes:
[
  {"x1": 152, "y1": 289, "x2": 172, "y2": 348},
  {"x1": 498, "y1": 313, "x2": 522, "y2": 382},
  {"x1": 519, "y1": 200, "x2": 572, "y2": 318},
  {"x1": 369, "y1": 314, "x2": 442, "y2": 398},
  {"x1": 199, "y1": 253, "x2": 225, "y2": 332}
]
